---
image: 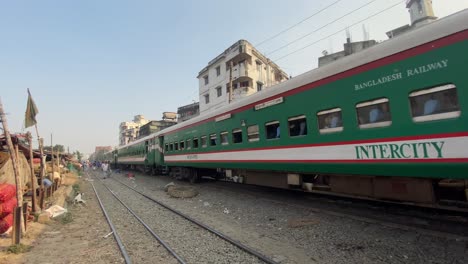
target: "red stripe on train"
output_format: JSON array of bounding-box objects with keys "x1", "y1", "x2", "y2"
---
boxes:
[{"x1": 164, "y1": 132, "x2": 468, "y2": 156}]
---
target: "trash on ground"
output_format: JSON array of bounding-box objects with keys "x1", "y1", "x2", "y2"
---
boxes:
[{"x1": 45, "y1": 205, "x2": 68, "y2": 218}]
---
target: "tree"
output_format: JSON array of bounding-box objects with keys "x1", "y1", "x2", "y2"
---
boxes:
[
  {"x1": 73, "y1": 151, "x2": 83, "y2": 162},
  {"x1": 43, "y1": 144, "x2": 65, "y2": 153}
]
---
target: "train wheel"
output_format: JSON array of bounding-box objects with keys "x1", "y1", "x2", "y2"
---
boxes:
[{"x1": 189, "y1": 169, "x2": 200, "y2": 184}]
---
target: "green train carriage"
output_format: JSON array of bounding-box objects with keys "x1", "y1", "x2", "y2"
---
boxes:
[
  {"x1": 159, "y1": 10, "x2": 468, "y2": 206},
  {"x1": 116, "y1": 133, "x2": 165, "y2": 174}
]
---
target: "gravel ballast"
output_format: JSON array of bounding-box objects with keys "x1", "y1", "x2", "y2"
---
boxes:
[{"x1": 106, "y1": 170, "x2": 468, "y2": 264}]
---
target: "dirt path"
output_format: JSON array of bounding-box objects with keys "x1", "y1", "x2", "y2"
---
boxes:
[{"x1": 0, "y1": 174, "x2": 123, "y2": 264}]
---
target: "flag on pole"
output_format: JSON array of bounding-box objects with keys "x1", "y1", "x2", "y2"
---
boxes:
[{"x1": 25, "y1": 89, "x2": 39, "y2": 128}]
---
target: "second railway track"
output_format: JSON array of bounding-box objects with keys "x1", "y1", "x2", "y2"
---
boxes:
[{"x1": 88, "y1": 170, "x2": 276, "y2": 264}]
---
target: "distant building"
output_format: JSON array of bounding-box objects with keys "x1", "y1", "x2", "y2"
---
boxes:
[
  {"x1": 177, "y1": 102, "x2": 200, "y2": 123},
  {"x1": 197, "y1": 39, "x2": 289, "y2": 113},
  {"x1": 318, "y1": 39, "x2": 377, "y2": 67},
  {"x1": 119, "y1": 115, "x2": 150, "y2": 145},
  {"x1": 95, "y1": 146, "x2": 112, "y2": 153},
  {"x1": 386, "y1": 0, "x2": 437, "y2": 38},
  {"x1": 138, "y1": 120, "x2": 177, "y2": 138}
]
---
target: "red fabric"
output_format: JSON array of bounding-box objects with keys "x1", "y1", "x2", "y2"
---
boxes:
[
  {"x1": 33, "y1": 158, "x2": 41, "y2": 164},
  {"x1": 0, "y1": 184, "x2": 16, "y2": 203},
  {"x1": 0, "y1": 213, "x2": 13, "y2": 234},
  {"x1": 0, "y1": 197, "x2": 17, "y2": 217}
]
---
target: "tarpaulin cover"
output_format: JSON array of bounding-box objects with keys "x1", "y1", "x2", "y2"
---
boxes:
[
  {"x1": 0, "y1": 213, "x2": 13, "y2": 234},
  {"x1": 0, "y1": 197, "x2": 17, "y2": 217},
  {"x1": 0, "y1": 184, "x2": 16, "y2": 203}
]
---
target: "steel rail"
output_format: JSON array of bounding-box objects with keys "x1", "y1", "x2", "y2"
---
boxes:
[
  {"x1": 112, "y1": 176, "x2": 278, "y2": 264},
  {"x1": 92, "y1": 173, "x2": 187, "y2": 264},
  {"x1": 88, "y1": 172, "x2": 132, "y2": 264}
]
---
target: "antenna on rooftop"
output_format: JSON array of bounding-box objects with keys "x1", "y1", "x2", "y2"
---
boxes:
[
  {"x1": 345, "y1": 28, "x2": 352, "y2": 43},
  {"x1": 362, "y1": 24, "x2": 370, "y2": 41}
]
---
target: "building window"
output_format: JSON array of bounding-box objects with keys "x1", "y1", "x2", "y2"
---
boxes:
[
  {"x1": 240, "y1": 81, "x2": 249, "y2": 88},
  {"x1": 356, "y1": 98, "x2": 391, "y2": 129},
  {"x1": 409, "y1": 84, "x2": 460, "y2": 122},
  {"x1": 193, "y1": 138, "x2": 199, "y2": 148},
  {"x1": 180, "y1": 141, "x2": 185, "y2": 150},
  {"x1": 204, "y1": 94, "x2": 210, "y2": 104},
  {"x1": 317, "y1": 108, "x2": 343, "y2": 134},
  {"x1": 216, "y1": 66, "x2": 221, "y2": 76},
  {"x1": 210, "y1": 133, "x2": 217, "y2": 146},
  {"x1": 216, "y1": 86, "x2": 222, "y2": 97},
  {"x1": 288, "y1": 115, "x2": 307, "y2": 137},
  {"x1": 204, "y1": 75, "x2": 209, "y2": 85},
  {"x1": 247, "y1": 125, "x2": 259, "y2": 142},
  {"x1": 257, "y1": 82, "x2": 263, "y2": 92},
  {"x1": 232, "y1": 129, "x2": 242, "y2": 143},
  {"x1": 265, "y1": 121, "x2": 280, "y2": 139},
  {"x1": 256, "y1": 60, "x2": 262, "y2": 71},
  {"x1": 201, "y1": 136, "x2": 207, "y2": 147}
]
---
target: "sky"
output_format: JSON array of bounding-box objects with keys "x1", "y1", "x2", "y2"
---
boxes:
[{"x1": 1, "y1": 0, "x2": 467, "y2": 154}]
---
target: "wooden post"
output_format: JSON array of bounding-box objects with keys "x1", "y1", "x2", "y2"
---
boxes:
[
  {"x1": 38, "y1": 138, "x2": 45, "y2": 210},
  {"x1": 27, "y1": 132, "x2": 37, "y2": 213},
  {"x1": 51, "y1": 133, "x2": 55, "y2": 181},
  {"x1": 22, "y1": 202, "x2": 28, "y2": 231},
  {"x1": 0, "y1": 98, "x2": 23, "y2": 244}
]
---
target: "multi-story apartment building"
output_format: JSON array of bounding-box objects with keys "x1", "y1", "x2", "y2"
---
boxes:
[
  {"x1": 197, "y1": 40, "x2": 289, "y2": 113},
  {"x1": 177, "y1": 102, "x2": 200, "y2": 123},
  {"x1": 119, "y1": 115, "x2": 149, "y2": 145}
]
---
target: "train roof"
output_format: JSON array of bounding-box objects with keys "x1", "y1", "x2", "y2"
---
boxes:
[{"x1": 120, "y1": 8, "x2": 468, "y2": 146}]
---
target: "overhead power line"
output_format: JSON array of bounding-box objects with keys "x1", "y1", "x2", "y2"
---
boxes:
[
  {"x1": 272, "y1": 0, "x2": 404, "y2": 62},
  {"x1": 266, "y1": 0, "x2": 381, "y2": 56},
  {"x1": 255, "y1": 0, "x2": 343, "y2": 47}
]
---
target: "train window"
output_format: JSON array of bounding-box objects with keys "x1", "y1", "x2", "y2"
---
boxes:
[
  {"x1": 356, "y1": 98, "x2": 392, "y2": 129},
  {"x1": 201, "y1": 136, "x2": 207, "y2": 147},
  {"x1": 232, "y1": 129, "x2": 243, "y2": 143},
  {"x1": 170, "y1": 144, "x2": 174, "y2": 151},
  {"x1": 210, "y1": 134, "x2": 217, "y2": 146},
  {"x1": 409, "y1": 84, "x2": 460, "y2": 122},
  {"x1": 288, "y1": 115, "x2": 307, "y2": 137},
  {"x1": 265, "y1": 121, "x2": 280, "y2": 139},
  {"x1": 180, "y1": 141, "x2": 185, "y2": 150},
  {"x1": 186, "y1": 139, "x2": 191, "y2": 150},
  {"x1": 317, "y1": 108, "x2": 343, "y2": 134},
  {"x1": 193, "y1": 138, "x2": 199, "y2": 148},
  {"x1": 220, "y1": 132, "x2": 229, "y2": 145},
  {"x1": 247, "y1": 125, "x2": 259, "y2": 142},
  {"x1": 165, "y1": 144, "x2": 168, "y2": 152},
  {"x1": 174, "y1": 142, "x2": 179, "y2": 150}
]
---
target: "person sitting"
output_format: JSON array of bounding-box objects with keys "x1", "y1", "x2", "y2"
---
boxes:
[
  {"x1": 330, "y1": 115, "x2": 339, "y2": 128},
  {"x1": 423, "y1": 96, "x2": 439, "y2": 115},
  {"x1": 299, "y1": 121, "x2": 307, "y2": 135},
  {"x1": 369, "y1": 107, "x2": 383, "y2": 123}
]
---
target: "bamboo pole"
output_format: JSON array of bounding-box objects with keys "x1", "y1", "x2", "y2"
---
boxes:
[
  {"x1": 27, "y1": 132, "x2": 37, "y2": 213},
  {"x1": 0, "y1": 98, "x2": 23, "y2": 244},
  {"x1": 38, "y1": 137, "x2": 45, "y2": 210},
  {"x1": 51, "y1": 133, "x2": 54, "y2": 178}
]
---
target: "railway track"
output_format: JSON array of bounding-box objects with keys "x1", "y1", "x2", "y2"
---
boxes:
[{"x1": 88, "y1": 171, "x2": 277, "y2": 264}]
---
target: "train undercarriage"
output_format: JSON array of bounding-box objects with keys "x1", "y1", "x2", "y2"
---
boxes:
[{"x1": 166, "y1": 166, "x2": 468, "y2": 210}]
